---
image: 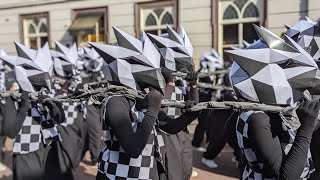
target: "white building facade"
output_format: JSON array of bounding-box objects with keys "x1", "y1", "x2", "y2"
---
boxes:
[{"x1": 0, "y1": 0, "x2": 318, "y2": 66}]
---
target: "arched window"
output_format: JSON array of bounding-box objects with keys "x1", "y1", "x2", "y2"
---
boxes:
[
  {"x1": 22, "y1": 14, "x2": 49, "y2": 49},
  {"x1": 141, "y1": 5, "x2": 176, "y2": 35},
  {"x1": 218, "y1": 0, "x2": 261, "y2": 60}
]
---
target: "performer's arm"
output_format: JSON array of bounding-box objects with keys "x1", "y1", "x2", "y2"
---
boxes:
[
  {"x1": 249, "y1": 101, "x2": 319, "y2": 180},
  {"x1": 3, "y1": 91, "x2": 29, "y2": 138},
  {"x1": 105, "y1": 90, "x2": 161, "y2": 158}
]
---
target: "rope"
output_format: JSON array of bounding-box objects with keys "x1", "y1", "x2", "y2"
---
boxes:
[
  {"x1": 0, "y1": 80, "x2": 286, "y2": 112},
  {"x1": 172, "y1": 69, "x2": 230, "y2": 78}
]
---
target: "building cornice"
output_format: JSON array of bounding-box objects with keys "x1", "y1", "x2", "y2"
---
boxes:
[{"x1": 0, "y1": 0, "x2": 85, "y2": 10}]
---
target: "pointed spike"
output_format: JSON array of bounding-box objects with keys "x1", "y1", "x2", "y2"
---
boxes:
[
  {"x1": 113, "y1": 26, "x2": 143, "y2": 53},
  {"x1": 167, "y1": 25, "x2": 184, "y2": 45},
  {"x1": 14, "y1": 41, "x2": 36, "y2": 60},
  {"x1": 254, "y1": 25, "x2": 298, "y2": 53},
  {"x1": 284, "y1": 24, "x2": 291, "y2": 30}
]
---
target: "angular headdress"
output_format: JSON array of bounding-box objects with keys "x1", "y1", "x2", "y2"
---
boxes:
[
  {"x1": 0, "y1": 42, "x2": 53, "y2": 92},
  {"x1": 200, "y1": 49, "x2": 224, "y2": 72},
  {"x1": 78, "y1": 46, "x2": 104, "y2": 72},
  {"x1": 227, "y1": 25, "x2": 320, "y2": 105},
  {"x1": 90, "y1": 27, "x2": 165, "y2": 94},
  {"x1": 286, "y1": 17, "x2": 320, "y2": 62},
  {"x1": 51, "y1": 42, "x2": 79, "y2": 77},
  {"x1": 147, "y1": 26, "x2": 194, "y2": 72}
]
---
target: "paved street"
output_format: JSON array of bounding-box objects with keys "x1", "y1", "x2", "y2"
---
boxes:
[{"x1": 0, "y1": 122, "x2": 240, "y2": 180}]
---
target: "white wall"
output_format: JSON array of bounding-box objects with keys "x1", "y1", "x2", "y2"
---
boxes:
[
  {"x1": 0, "y1": 0, "x2": 213, "y2": 68},
  {"x1": 267, "y1": 0, "x2": 309, "y2": 36}
]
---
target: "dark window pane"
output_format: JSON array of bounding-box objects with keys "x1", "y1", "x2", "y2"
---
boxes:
[
  {"x1": 243, "y1": 2, "x2": 259, "y2": 18},
  {"x1": 29, "y1": 37, "x2": 37, "y2": 49},
  {"x1": 40, "y1": 37, "x2": 48, "y2": 47},
  {"x1": 28, "y1": 24, "x2": 36, "y2": 34},
  {"x1": 223, "y1": 5, "x2": 238, "y2": 19},
  {"x1": 161, "y1": 12, "x2": 173, "y2": 25},
  {"x1": 145, "y1": 30, "x2": 158, "y2": 35},
  {"x1": 223, "y1": 24, "x2": 239, "y2": 45},
  {"x1": 243, "y1": 22, "x2": 259, "y2": 43},
  {"x1": 234, "y1": 0, "x2": 248, "y2": 11},
  {"x1": 160, "y1": 29, "x2": 168, "y2": 35},
  {"x1": 39, "y1": 23, "x2": 47, "y2": 33},
  {"x1": 145, "y1": 14, "x2": 157, "y2": 26},
  {"x1": 154, "y1": 8, "x2": 164, "y2": 18}
]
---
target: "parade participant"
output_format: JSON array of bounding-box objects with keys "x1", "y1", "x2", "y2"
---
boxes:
[
  {"x1": 0, "y1": 42, "x2": 69, "y2": 180},
  {"x1": 91, "y1": 27, "x2": 199, "y2": 179},
  {"x1": 146, "y1": 26, "x2": 199, "y2": 180},
  {"x1": 285, "y1": 17, "x2": 320, "y2": 178},
  {"x1": 228, "y1": 25, "x2": 320, "y2": 179},
  {"x1": 192, "y1": 49, "x2": 224, "y2": 156},
  {"x1": 78, "y1": 46, "x2": 104, "y2": 166},
  {"x1": 51, "y1": 42, "x2": 85, "y2": 170}
]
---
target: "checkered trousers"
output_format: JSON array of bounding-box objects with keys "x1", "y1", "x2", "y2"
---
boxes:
[
  {"x1": 98, "y1": 95, "x2": 165, "y2": 180},
  {"x1": 236, "y1": 111, "x2": 315, "y2": 180},
  {"x1": 13, "y1": 106, "x2": 61, "y2": 155}
]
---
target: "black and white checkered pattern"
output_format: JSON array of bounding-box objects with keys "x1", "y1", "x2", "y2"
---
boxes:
[
  {"x1": 164, "y1": 84, "x2": 186, "y2": 119},
  {"x1": 236, "y1": 111, "x2": 315, "y2": 180},
  {"x1": 60, "y1": 102, "x2": 79, "y2": 127},
  {"x1": 98, "y1": 95, "x2": 165, "y2": 180},
  {"x1": 13, "y1": 105, "x2": 61, "y2": 154},
  {"x1": 0, "y1": 70, "x2": 5, "y2": 91}
]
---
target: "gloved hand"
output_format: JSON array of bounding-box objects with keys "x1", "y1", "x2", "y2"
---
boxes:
[
  {"x1": 182, "y1": 100, "x2": 196, "y2": 114},
  {"x1": 181, "y1": 68, "x2": 197, "y2": 82},
  {"x1": 19, "y1": 91, "x2": 30, "y2": 116},
  {"x1": 74, "y1": 83, "x2": 85, "y2": 96},
  {"x1": 38, "y1": 95, "x2": 65, "y2": 124},
  {"x1": 146, "y1": 88, "x2": 163, "y2": 116},
  {"x1": 297, "y1": 100, "x2": 320, "y2": 131}
]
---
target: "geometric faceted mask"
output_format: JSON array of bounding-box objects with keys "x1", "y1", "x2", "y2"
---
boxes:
[
  {"x1": 51, "y1": 41, "x2": 79, "y2": 77},
  {"x1": 286, "y1": 17, "x2": 320, "y2": 62},
  {"x1": 227, "y1": 25, "x2": 320, "y2": 105},
  {"x1": 90, "y1": 27, "x2": 166, "y2": 94},
  {"x1": 0, "y1": 42, "x2": 53, "y2": 92},
  {"x1": 147, "y1": 26, "x2": 194, "y2": 72}
]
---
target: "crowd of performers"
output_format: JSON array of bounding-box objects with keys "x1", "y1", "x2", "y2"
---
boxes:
[{"x1": 0, "y1": 17, "x2": 317, "y2": 180}]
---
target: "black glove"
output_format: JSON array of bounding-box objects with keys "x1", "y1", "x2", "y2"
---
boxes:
[
  {"x1": 182, "y1": 100, "x2": 196, "y2": 114},
  {"x1": 161, "y1": 68, "x2": 174, "y2": 84},
  {"x1": 19, "y1": 91, "x2": 30, "y2": 116},
  {"x1": 74, "y1": 83, "x2": 85, "y2": 96},
  {"x1": 297, "y1": 100, "x2": 320, "y2": 131},
  {"x1": 146, "y1": 88, "x2": 162, "y2": 116},
  {"x1": 181, "y1": 68, "x2": 197, "y2": 82},
  {"x1": 39, "y1": 95, "x2": 65, "y2": 124}
]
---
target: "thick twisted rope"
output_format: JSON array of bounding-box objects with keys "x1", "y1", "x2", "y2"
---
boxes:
[
  {"x1": 0, "y1": 82, "x2": 285, "y2": 112},
  {"x1": 172, "y1": 69, "x2": 230, "y2": 79}
]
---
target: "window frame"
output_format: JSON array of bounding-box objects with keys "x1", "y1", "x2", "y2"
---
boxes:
[
  {"x1": 135, "y1": 0, "x2": 179, "y2": 38},
  {"x1": 19, "y1": 12, "x2": 50, "y2": 48},
  {"x1": 212, "y1": 0, "x2": 267, "y2": 58},
  {"x1": 71, "y1": 6, "x2": 109, "y2": 45}
]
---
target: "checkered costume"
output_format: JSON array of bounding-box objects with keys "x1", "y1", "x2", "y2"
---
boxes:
[
  {"x1": 60, "y1": 102, "x2": 80, "y2": 127},
  {"x1": 13, "y1": 89, "x2": 62, "y2": 155},
  {"x1": 53, "y1": 80, "x2": 84, "y2": 125},
  {"x1": 236, "y1": 111, "x2": 315, "y2": 180},
  {"x1": 163, "y1": 78, "x2": 187, "y2": 119},
  {"x1": 98, "y1": 95, "x2": 166, "y2": 180},
  {"x1": 164, "y1": 85, "x2": 185, "y2": 119},
  {"x1": 13, "y1": 105, "x2": 61, "y2": 155}
]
